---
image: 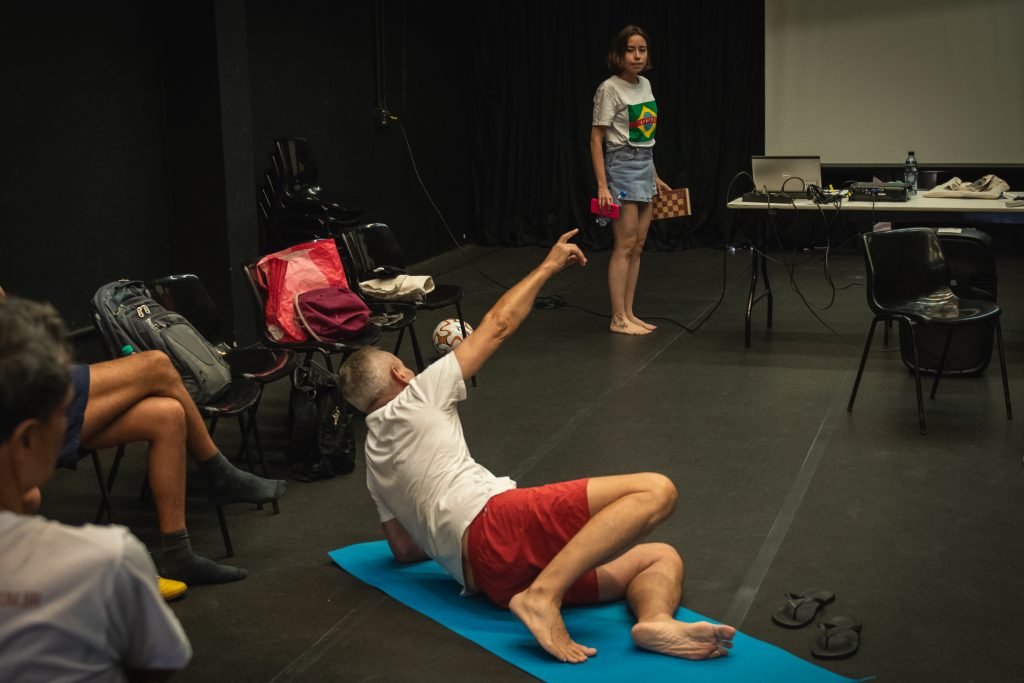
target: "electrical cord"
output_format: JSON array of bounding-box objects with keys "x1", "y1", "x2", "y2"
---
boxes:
[
  {"x1": 395, "y1": 118, "x2": 511, "y2": 290},
  {"x1": 756, "y1": 195, "x2": 897, "y2": 352}
]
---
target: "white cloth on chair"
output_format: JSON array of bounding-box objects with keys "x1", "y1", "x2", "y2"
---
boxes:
[{"x1": 360, "y1": 274, "x2": 436, "y2": 302}]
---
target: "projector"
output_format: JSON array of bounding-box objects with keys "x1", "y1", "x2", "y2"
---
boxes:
[{"x1": 849, "y1": 181, "x2": 911, "y2": 202}]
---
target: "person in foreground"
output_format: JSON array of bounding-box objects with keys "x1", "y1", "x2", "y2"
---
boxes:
[
  {"x1": 0, "y1": 296, "x2": 191, "y2": 681},
  {"x1": 60, "y1": 349, "x2": 287, "y2": 585},
  {"x1": 0, "y1": 285, "x2": 287, "y2": 586},
  {"x1": 338, "y1": 230, "x2": 735, "y2": 663}
]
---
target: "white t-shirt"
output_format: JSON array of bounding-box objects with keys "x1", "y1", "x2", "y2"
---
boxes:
[
  {"x1": 0, "y1": 512, "x2": 192, "y2": 682},
  {"x1": 592, "y1": 75, "x2": 658, "y2": 150},
  {"x1": 364, "y1": 352, "x2": 515, "y2": 587}
]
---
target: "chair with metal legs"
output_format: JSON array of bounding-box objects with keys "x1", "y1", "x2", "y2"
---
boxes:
[{"x1": 847, "y1": 227, "x2": 1011, "y2": 435}]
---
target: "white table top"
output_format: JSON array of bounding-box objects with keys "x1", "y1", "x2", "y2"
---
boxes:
[{"x1": 727, "y1": 194, "x2": 1023, "y2": 214}]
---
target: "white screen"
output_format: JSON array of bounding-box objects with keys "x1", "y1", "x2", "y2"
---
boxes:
[{"x1": 765, "y1": 0, "x2": 1024, "y2": 165}]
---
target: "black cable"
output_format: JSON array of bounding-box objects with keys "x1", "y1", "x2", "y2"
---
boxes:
[
  {"x1": 395, "y1": 119, "x2": 511, "y2": 290},
  {"x1": 757, "y1": 203, "x2": 893, "y2": 352}
]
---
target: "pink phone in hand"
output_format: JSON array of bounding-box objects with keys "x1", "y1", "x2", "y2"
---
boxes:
[{"x1": 590, "y1": 198, "x2": 620, "y2": 219}]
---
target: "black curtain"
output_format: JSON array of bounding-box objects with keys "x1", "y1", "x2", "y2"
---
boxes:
[{"x1": 467, "y1": 1, "x2": 764, "y2": 250}]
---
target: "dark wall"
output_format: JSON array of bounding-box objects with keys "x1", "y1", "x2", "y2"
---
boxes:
[
  {"x1": 245, "y1": 1, "x2": 476, "y2": 265},
  {"x1": 1, "y1": 5, "x2": 183, "y2": 331}
]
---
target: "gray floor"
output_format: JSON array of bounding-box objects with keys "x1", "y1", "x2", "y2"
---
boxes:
[{"x1": 44, "y1": 239, "x2": 1024, "y2": 682}]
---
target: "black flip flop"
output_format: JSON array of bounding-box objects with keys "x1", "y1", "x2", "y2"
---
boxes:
[
  {"x1": 811, "y1": 616, "x2": 862, "y2": 659},
  {"x1": 770, "y1": 590, "x2": 836, "y2": 628}
]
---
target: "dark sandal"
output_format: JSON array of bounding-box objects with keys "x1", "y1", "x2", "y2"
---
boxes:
[
  {"x1": 811, "y1": 616, "x2": 862, "y2": 659},
  {"x1": 771, "y1": 590, "x2": 836, "y2": 628}
]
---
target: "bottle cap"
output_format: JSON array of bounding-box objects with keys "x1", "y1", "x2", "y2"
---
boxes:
[{"x1": 120, "y1": 344, "x2": 135, "y2": 356}]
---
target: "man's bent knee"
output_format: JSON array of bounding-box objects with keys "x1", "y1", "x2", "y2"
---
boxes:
[
  {"x1": 645, "y1": 542, "x2": 683, "y2": 571},
  {"x1": 136, "y1": 350, "x2": 184, "y2": 392},
  {"x1": 642, "y1": 473, "x2": 677, "y2": 516},
  {"x1": 137, "y1": 396, "x2": 188, "y2": 442}
]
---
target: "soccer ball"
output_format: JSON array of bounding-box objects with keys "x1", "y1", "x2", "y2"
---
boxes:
[{"x1": 432, "y1": 318, "x2": 474, "y2": 355}]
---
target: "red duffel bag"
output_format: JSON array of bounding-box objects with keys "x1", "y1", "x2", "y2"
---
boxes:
[{"x1": 256, "y1": 239, "x2": 348, "y2": 343}]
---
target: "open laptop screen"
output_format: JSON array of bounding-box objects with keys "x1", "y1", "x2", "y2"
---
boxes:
[{"x1": 751, "y1": 156, "x2": 822, "y2": 193}]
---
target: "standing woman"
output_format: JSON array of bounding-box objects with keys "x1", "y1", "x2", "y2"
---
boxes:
[{"x1": 591, "y1": 25, "x2": 671, "y2": 335}]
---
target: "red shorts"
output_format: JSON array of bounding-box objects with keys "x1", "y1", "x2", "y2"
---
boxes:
[{"x1": 466, "y1": 478, "x2": 599, "y2": 608}]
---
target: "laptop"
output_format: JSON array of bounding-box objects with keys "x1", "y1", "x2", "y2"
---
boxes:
[{"x1": 751, "y1": 156, "x2": 822, "y2": 195}]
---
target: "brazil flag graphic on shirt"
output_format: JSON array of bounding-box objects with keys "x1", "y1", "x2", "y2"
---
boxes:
[{"x1": 627, "y1": 101, "x2": 658, "y2": 143}]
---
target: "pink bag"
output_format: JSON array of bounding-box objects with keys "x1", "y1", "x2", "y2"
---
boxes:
[
  {"x1": 256, "y1": 239, "x2": 348, "y2": 343},
  {"x1": 294, "y1": 287, "x2": 370, "y2": 342}
]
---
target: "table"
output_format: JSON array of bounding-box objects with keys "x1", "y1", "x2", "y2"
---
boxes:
[{"x1": 726, "y1": 194, "x2": 1024, "y2": 347}]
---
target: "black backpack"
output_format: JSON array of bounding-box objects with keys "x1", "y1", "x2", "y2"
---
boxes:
[
  {"x1": 286, "y1": 362, "x2": 356, "y2": 481},
  {"x1": 92, "y1": 280, "x2": 232, "y2": 404}
]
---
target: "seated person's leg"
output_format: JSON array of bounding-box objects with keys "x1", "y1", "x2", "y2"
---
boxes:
[
  {"x1": 84, "y1": 395, "x2": 188, "y2": 534},
  {"x1": 84, "y1": 352, "x2": 285, "y2": 504},
  {"x1": 83, "y1": 393, "x2": 246, "y2": 584}
]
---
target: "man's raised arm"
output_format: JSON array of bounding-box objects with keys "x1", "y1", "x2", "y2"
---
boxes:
[{"x1": 454, "y1": 229, "x2": 586, "y2": 380}]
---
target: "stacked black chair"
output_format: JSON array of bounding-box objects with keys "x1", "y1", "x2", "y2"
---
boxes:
[
  {"x1": 847, "y1": 227, "x2": 1011, "y2": 435},
  {"x1": 258, "y1": 138, "x2": 363, "y2": 252}
]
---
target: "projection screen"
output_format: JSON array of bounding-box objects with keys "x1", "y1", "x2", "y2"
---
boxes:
[{"x1": 765, "y1": 0, "x2": 1024, "y2": 165}]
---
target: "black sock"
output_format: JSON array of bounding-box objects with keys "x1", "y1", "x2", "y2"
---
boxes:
[
  {"x1": 198, "y1": 452, "x2": 287, "y2": 505},
  {"x1": 159, "y1": 529, "x2": 247, "y2": 584}
]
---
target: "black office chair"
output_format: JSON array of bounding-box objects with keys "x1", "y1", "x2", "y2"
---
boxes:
[
  {"x1": 847, "y1": 228, "x2": 1011, "y2": 435},
  {"x1": 340, "y1": 223, "x2": 472, "y2": 380}
]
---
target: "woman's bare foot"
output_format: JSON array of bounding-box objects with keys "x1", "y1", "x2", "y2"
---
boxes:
[
  {"x1": 627, "y1": 315, "x2": 657, "y2": 331},
  {"x1": 631, "y1": 618, "x2": 736, "y2": 660},
  {"x1": 610, "y1": 315, "x2": 652, "y2": 335},
  {"x1": 509, "y1": 588, "x2": 597, "y2": 663}
]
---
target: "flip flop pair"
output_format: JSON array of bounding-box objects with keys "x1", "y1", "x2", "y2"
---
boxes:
[{"x1": 771, "y1": 590, "x2": 862, "y2": 659}]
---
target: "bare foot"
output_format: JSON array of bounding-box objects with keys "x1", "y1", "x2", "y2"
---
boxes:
[
  {"x1": 631, "y1": 618, "x2": 736, "y2": 660},
  {"x1": 610, "y1": 316, "x2": 652, "y2": 335},
  {"x1": 509, "y1": 588, "x2": 597, "y2": 663},
  {"x1": 628, "y1": 315, "x2": 657, "y2": 331}
]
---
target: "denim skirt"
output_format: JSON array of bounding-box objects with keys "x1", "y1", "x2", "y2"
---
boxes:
[{"x1": 604, "y1": 146, "x2": 656, "y2": 203}]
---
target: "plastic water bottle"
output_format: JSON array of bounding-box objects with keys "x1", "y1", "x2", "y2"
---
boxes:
[{"x1": 904, "y1": 151, "x2": 918, "y2": 195}]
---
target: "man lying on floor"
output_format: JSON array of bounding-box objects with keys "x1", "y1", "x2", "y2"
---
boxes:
[
  {"x1": 0, "y1": 296, "x2": 192, "y2": 680},
  {"x1": 338, "y1": 230, "x2": 735, "y2": 664}
]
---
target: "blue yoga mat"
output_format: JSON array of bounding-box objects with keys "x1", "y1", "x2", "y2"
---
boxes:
[{"x1": 329, "y1": 541, "x2": 858, "y2": 683}]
